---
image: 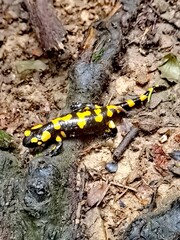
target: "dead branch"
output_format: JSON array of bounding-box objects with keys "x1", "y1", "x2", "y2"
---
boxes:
[
  {"x1": 25, "y1": 0, "x2": 66, "y2": 51},
  {"x1": 113, "y1": 127, "x2": 139, "y2": 162}
]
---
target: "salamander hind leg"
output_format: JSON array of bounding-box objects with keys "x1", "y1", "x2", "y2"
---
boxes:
[{"x1": 103, "y1": 120, "x2": 118, "y2": 138}]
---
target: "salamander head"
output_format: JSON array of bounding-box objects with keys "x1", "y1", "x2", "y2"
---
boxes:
[{"x1": 23, "y1": 124, "x2": 52, "y2": 148}]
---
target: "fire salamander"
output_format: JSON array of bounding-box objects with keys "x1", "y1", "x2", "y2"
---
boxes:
[{"x1": 23, "y1": 86, "x2": 159, "y2": 156}]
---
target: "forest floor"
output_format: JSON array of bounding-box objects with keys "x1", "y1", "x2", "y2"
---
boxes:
[{"x1": 0, "y1": 0, "x2": 180, "y2": 239}]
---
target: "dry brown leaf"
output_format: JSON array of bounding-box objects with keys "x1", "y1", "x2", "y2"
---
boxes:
[
  {"x1": 151, "y1": 144, "x2": 170, "y2": 174},
  {"x1": 174, "y1": 133, "x2": 180, "y2": 143},
  {"x1": 87, "y1": 181, "x2": 109, "y2": 207},
  {"x1": 31, "y1": 47, "x2": 43, "y2": 57},
  {"x1": 136, "y1": 184, "x2": 154, "y2": 206}
]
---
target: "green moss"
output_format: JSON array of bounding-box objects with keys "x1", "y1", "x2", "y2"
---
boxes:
[
  {"x1": 92, "y1": 48, "x2": 105, "y2": 62},
  {"x1": 0, "y1": 130, "x2": 13, "y2": 149}
]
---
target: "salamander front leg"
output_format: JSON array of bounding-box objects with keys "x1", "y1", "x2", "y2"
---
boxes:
[
  {"x1": 103, "y1": 120, "x2": 118, "y2": 138},
  {"x1": 70, "y1": 102, "x2": 96, "y2": 112},
  {"x1": 46, "y1": 136, "x2": 63, "y2": 157}
]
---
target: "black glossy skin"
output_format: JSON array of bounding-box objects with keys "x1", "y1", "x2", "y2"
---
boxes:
[{"x1": 23, "y1": 86, "x2": 159, "y2": 156}]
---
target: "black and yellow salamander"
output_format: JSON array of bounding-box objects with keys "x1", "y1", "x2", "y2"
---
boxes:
[{"x1": 23, "y1": 86, "x2": 159, "y2": 156}]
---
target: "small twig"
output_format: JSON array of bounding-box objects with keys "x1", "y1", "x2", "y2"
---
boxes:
[
  {"x1": 101, "y1": 176, "x2": 137, "y2": 192},
  {"x1": 147, "y1": 3, "x2": 179, "y2": 29},
  {"x1": 113, "y1": 127, "x2": 139, "y2": 162},
  {"x1": 106, "y1": 93, "x2": 114, "y2": 106},
  {"x1": 147, "y1": 3, "x2": 162, "y2": 19},
  {"x1": 118, "y1": 189, "x2": 129, "y2": 198},
  {"x1": 110, "y1": 181, "x2": 137, "y2": 192}
]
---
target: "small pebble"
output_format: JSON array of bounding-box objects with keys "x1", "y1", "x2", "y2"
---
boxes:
[
  {"x1": 168, "y1": 163, "x2": 180, "y2": 176},
  {"x1": 0, "y1": 30, "x2": 5, "y2": 42},
  {"x1": 19, "y1": 22, "x2": 28, "y2": 32},
  {"x1": 6, "y1": 9, "x2": 18, "y2": 20},
  {"x1": 136, "y1": 72, "x2": 149, "y2": 86},
  {"x1": 0, "y1": 48, "x2": 4, "y2": 59},
  {"x1": 157, "y1": 127, "x2": 169, "y2": 135},
  {"x1": 159, "y1": 134, "x2": 168, "y2": 143},
  {"x1": 169, "y1": 151, "x2": 180, "y2": 161},
  {"x1": 20, "y1": 11, "x2": 29, "y2": 21},
  {"x1": 105, "y1": 161, "x2": 118, "y2": 173},
  {"x1": 119, "y1": 200, "x2": 126, "y2": 208},
  {"x1": 154, "y1": 0, "x2": 169, "y2": 14},
  {"x1": 104, "y1": 138, "x2": 114, "y2": 148}
]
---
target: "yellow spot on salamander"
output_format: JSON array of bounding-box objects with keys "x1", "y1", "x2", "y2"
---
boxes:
[
  {"x1": 60, "y1": 131, "x2": 67, "y2": 138},
  {"x1": 38, "y1": 141, "x2": 42, "y2": 145},
  {"x1": 56, "y1": 136, "x2": 62, "y2": 142},
  {"x1": 77, "y1": 119, "x2": 86, "y2": 129},
  {"x1": 84, "y1": 106, "x2": 90, "y2": 110},
  {"x1": 107, "y1": 105, "x2": 121, "y2": 113},
  {"x1": 24, "y1": 130, "x2": 31, "y2": 137},
  {"x1": 107, "y1": 105, "x2": 117, "y2": 109},
  {"x1": 148, "y1": 87, "x2": 153, "y2": 92},
  {"x1": 95, "y1": 114, "x2": 103, "y2": 122},
  {"x1": 94, "y1": 108, "x2": 101, "y2": 115},
  {"x1": 108, "y1": 120, "x2": 116, "y2": 129},
  {"x1": 126, "y1": 99, "x2": 135, "y2": 107},
  {"x1": 76, "y1": 111, "x2": 91, "y2": 118},
  {"x1": 51, "y1": 114, "x2": 73, "y2": 130},
  {"x1": 76, "y1": 111, "x2": 91, "y2": 129},
  {"x1": 95, "y1": 105, "x2": 101, "y2": 108},
  {"x1": 31, "y1": 137, "x2": 38, "y2": 143},
  {"x1": 51, "y1": 118, "x2": 61, "y2": 130},
  {"x1": 59, "y1": 114, "x2": 73, "y2": 121},
  {"x1": 139, "y1": 94, "x2": 147, "y2": 101},
  {"x1": 105, "y1": 129, "x2": 111, "y2": 133},
  {"x1": 31, "y1": 124, "x2": 43, "y2": 130},
  {"x1": 41, "y1": 131, "x2": 51, "y2": 142},
  {"x1": 107, "y1": 109, "x2": 113, "y2": 117}
]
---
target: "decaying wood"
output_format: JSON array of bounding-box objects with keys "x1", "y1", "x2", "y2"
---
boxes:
[
  {"x1": 0, "y1": 1, "x2": 144, "y2": 239},
  {"x1": 25, "y1": 0, "x2": 66, "y2": 51},
  {"x1": 123, "y1": 197, "x2": 180, "y2": 240},
  {"x1": 67, "y1": 0, "x2": 143, "y2": 105}
]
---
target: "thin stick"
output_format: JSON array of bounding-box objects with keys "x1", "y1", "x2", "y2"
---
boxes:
[
  {"x1": 113, "y1": 127, "x2": 139, "y2": 162},
  {"x1": 110, "y1": 181, "x2": 137, "y2": 192}
]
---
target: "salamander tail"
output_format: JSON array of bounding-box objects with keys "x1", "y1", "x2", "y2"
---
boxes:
[{"x1": 118, "y1": 85, "x2": 161, "y2": 111}]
